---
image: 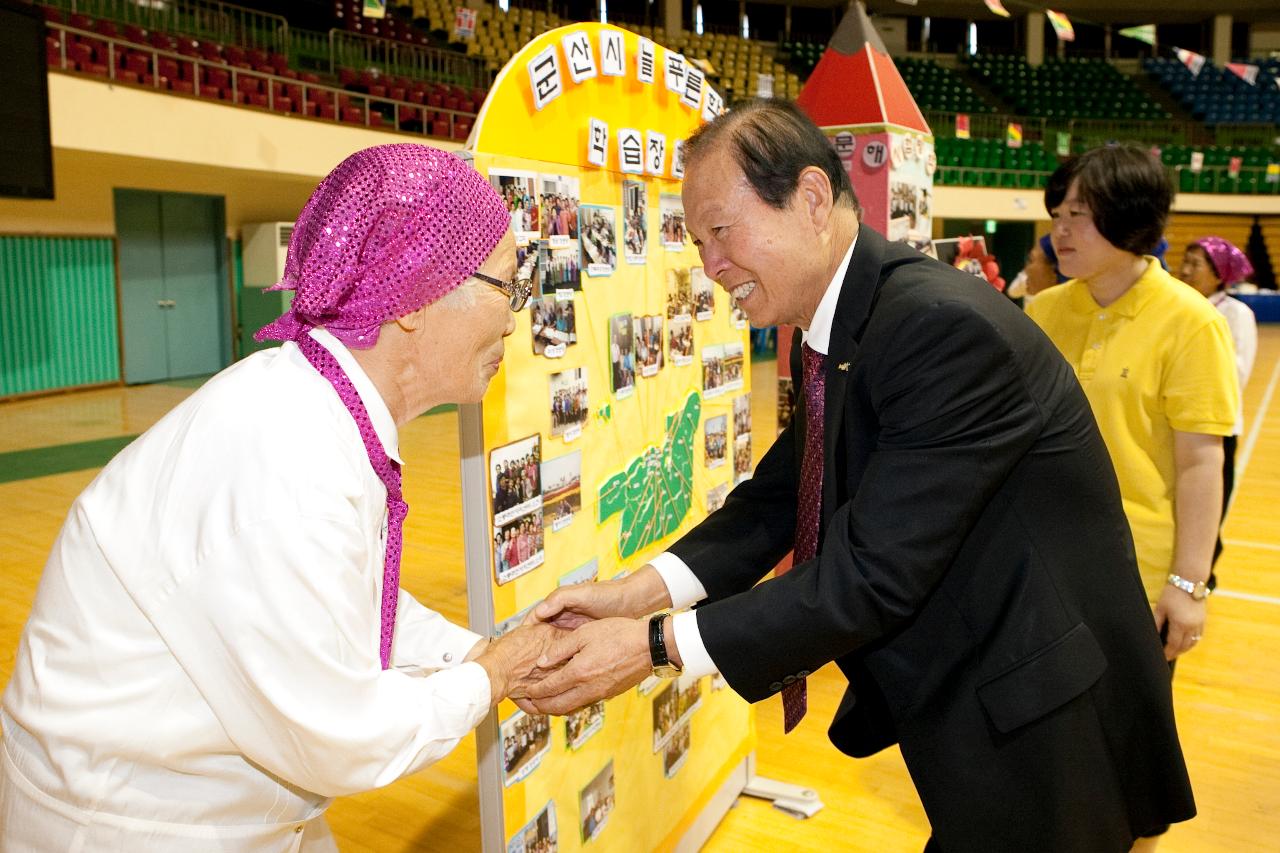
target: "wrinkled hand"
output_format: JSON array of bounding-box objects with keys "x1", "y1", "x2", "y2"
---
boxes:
[
  {"x1": 1154, "y1": 585, "x2": 1207, "y2": 661},
  {"x1": 513, "y1": 617, "x2": 651, "y2": 716},
  {"x1": 525, "y1": 565, "x2": 671, "y2": 629},
  {"x1": 475, "y1": 623, "x2": 570, "y2": 706}
]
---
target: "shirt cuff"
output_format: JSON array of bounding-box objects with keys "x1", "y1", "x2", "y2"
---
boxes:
[
  {"x1": 671, "y1": 611, "x2": 718, "y2": 679},
  {"x1": 649, "y1": 551, "x2": 708, "y2": 610}
]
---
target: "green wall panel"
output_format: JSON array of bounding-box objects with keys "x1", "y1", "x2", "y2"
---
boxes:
[{"x1": 0, "y1": 236, "x2": 119, "y2": 396}]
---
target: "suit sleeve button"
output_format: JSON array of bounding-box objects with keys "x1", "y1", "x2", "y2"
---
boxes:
[{"x1": 782, "y1": 675, "x2": 796, "y2": 685}]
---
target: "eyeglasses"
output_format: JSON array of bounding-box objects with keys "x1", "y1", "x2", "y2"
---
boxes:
[{"x1": 471, "y1": 253, "x2": 536, "y2": 312}]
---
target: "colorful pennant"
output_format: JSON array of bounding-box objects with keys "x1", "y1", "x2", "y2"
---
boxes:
[
  {"x1": 1118, "y1": 25, "x2": 1156, "y2": 46},
  {"x1": 1046, "y1": 10, "x2": 1075, "y2": 42},
  {"x1": 1226, "y1": 63, "x2": 1259, "y2": 85},
  {"x1": 1006, "y1": 122, "x2": 1023, "y2": 149},
  {"x1": 956, "y1": 113, "x2": 970, "y2": 140},
  {"x1": 1175, "y1": 47, "x2": 1206, "y2": 77},
  {"x1": 984, "y1": 0, "x2": 1012, "y2": 18}
]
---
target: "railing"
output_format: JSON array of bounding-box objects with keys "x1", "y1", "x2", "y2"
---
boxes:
[
  {"x1": 46, "y1": 0, "x2": 289, "y2": 55},
  {"x1": 328, "y1": 29, "x2": 487, "y2": 89},
  {"x1": 921, "y1": 108, "x2": 1280, "y2": 154},
  {"x1": 935, "y1": 165, "x2": 1050, "y2": 190},
  {"x1": 48, "y1": 23, "x2": 477, "y2": 139},
  {"x1": 1173, "y1": 165, "x2": 1280, "y2": 195},
  {"x1": 935, "y1": 163, "x2": 1280, "y2": 196}
]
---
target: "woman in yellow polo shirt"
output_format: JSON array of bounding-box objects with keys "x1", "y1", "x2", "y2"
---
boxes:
[
  {"x1": 1026, "y1": 145, "x2": 1238, "y2": 663},
  {"x1": 1027, "y1": 147, "x2": 1238, "y2": 850}
]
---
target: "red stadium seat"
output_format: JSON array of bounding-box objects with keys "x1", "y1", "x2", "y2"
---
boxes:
[
  {"x1": 169, "y1": 79, "x2": 194, "y2": 94},
  {"x1": 124, "y1": 51, "x2": 151, "y2": 78}
]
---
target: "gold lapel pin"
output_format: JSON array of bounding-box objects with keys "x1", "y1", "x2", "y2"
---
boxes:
[{"x1": 837, "y1": 362, "x2": 850, "y2": 371}]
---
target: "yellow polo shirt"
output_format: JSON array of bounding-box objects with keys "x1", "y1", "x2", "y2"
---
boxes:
[{"x1": 1027, "y1": 259, "x2": 1239, "y2": 602}]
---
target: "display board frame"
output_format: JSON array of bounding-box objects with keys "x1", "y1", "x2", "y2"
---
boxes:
[{"x1": 457, "y1": 23, "x2": 760, "y2": 853}]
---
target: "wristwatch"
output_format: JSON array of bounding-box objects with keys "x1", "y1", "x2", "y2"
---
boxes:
[
  {"x1": 648, "y1": 613, "x2": 683, "y2": 678},
  {"x1": 1167, "y1": 572, "x2": 1212, "y2": 600}
]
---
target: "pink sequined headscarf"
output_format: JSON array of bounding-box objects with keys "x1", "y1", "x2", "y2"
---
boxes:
[
  {"x1": 256, "y1": 144, "x2": 509, "y2": 349},
  {"x1": 1191, "y1": 236, "x2": 1255, "y2": 287}
]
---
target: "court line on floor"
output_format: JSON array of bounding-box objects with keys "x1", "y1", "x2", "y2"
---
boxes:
[
  {"x1": 1213, "y1": 588, "x2": 1280, "y2": 607},
  {"x1": 1230, "y1": 354, "x2": 1280, "y2": 515},
  {"x1": 1224, "y1": 538, "x2": 1280, "y2": 552}
]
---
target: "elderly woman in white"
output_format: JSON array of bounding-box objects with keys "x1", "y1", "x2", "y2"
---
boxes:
[{"x1": 1, "y1": 144, "x2": 554, "y2": 851}]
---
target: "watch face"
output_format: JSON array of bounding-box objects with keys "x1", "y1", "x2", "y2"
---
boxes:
[{"x1": 652, "y1": 664, "x2": 682, "y2": 678}]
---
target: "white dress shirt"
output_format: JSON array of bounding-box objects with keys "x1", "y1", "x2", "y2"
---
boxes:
[
  {"x1": 1, "y1": 328, "x2": 491, "y2": 851},
  {"x1": 653, "y1": 235, "x2": 857, "y2": 678},
  {"x1": 1211, "y1": 291, "x2": 1258, "y2": 435}
]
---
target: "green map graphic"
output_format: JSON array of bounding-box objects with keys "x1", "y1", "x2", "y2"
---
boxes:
[{"x1": 598, "y1": 391, "x2": 701, "y2": 559}]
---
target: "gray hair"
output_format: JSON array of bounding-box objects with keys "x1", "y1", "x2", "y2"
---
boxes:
[
  {"x1": 435, "y1": 279, "x2": 481, "y2": 311},
  {"x1": 685, "y1": 99, "x2": 859, "y2": 214}
]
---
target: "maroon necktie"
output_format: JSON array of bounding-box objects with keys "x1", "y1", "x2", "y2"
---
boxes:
[
  {"x1": 297, "y1": 334, "x2": 406, "y2": 670},
  {"x1": 780, "y1": 341, "x2": 825, "y2": 732}
]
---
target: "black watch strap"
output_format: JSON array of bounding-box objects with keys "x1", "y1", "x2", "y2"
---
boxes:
[{"x1": 648, "y1": 613, "x2": 681, "y2": 676}]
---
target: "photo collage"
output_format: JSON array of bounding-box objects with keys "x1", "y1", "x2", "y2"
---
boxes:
[
  {"x1": 506, "y1": 800, "x2": 556, "y2": 853},
  {"x1": 579, "y1": 761, "x2": 616, "y2": 845},
  {"x1": 483, "y1": 162, "x2": 752, "y2": 852},
  {"x1": 651, "y1": 675, "x2": 704, "y2": 779},
  {"x1": 733, "y1": 394, "x2": 752, "y2": 485},
  {"x1": 490, "y1": 434, "x2": 545, "y2": 585},
  {"x1": 541, "y1": 450, "x2": 582, "y2": 531},
  {"x1": 502, "y1": 709, "x2": 552, "y2": 787},
  {"x1": 701, "y1": 341, "x2": 744, "y2": 399}
]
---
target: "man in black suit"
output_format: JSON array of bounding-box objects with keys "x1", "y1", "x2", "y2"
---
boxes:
[{"x1": 522, "y1": 101, "x2": 1194, "y2": 852}]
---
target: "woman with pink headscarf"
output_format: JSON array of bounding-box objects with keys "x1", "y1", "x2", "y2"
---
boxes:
[
  {"x1": 1, "y1": 144, "x2": 556, "y2": 852},
  {"x1": 1180, "y1": 237, "x2": 1258, "y2": 566}
]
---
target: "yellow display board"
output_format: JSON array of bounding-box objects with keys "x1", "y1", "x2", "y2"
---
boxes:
[{"x1": 461, "y1": 22, "x2": 755, "y2": 853}]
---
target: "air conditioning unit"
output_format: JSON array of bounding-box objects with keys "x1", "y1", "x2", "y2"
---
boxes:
[{"x1": 241, "y1": 222, "x2": 294, "y2": 288}]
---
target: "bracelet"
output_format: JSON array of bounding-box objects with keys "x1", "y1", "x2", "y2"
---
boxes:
[{"x1": 1167, "y1": 572, "x2": 1211, "y2": 601}]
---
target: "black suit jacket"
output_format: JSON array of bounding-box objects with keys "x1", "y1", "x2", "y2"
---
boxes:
[{"x1": 668, "y1": 226, "x2": 1195, "y2": 852}]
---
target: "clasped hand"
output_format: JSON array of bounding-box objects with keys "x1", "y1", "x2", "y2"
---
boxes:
[{"x1": 508, "y1": 571, "x2": 670, "y2": 716}]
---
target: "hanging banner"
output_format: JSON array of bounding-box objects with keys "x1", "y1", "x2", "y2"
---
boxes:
[
  {"x1": 454, "y1": 7, "x2": 477, "y2": 39},
  {"x1": 1056, "y1": 131, "x2": 1071, "y2": 157},
  {"x1": 1190, "y1": 151, "x2": 1204, "y2": 173},
  {"x1": 1046, "y1": 10, "x2": 1075, "y2": 42},
  {"x1": 955, "y1": 113, "x2": 970, "y2": 140},
  {"x1": 465, "y1": 22, "x2": 753, "y2": 853},
  {"x1": 361, "y1": 0, "x2": 386, "y2": 19},
  {"x1": 1228, "y1": 156, "x2": 1243, "y2": 178},
  {"x1": 1006, "y1": 122, "x2": 1023, "y2": 149},
  {"x1": 1265, "y1": 163, "x2": 1279, "y2": 184},
  {"x1": 984, "y1": 0, "x2": 1012, "y2": 18},
  {"x1": 1175, "y1": 47, "x2": 1206, "y2": 77},
  {"x1": 1119, "y1": 25, "x2": 1156, "y2": 46}
]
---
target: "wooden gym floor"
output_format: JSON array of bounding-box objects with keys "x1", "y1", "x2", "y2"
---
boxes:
[{"x1": 1, "y1": 329, "x2": 1278, "y2": 852}]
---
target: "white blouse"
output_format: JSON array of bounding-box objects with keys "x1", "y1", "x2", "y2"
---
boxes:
[
  {"x1": 1, "y1": 328, "x2": 490, "y2": 851},
  {"x1": 1212, "y1": 292, "x2": 1258, "y2": 434}
]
